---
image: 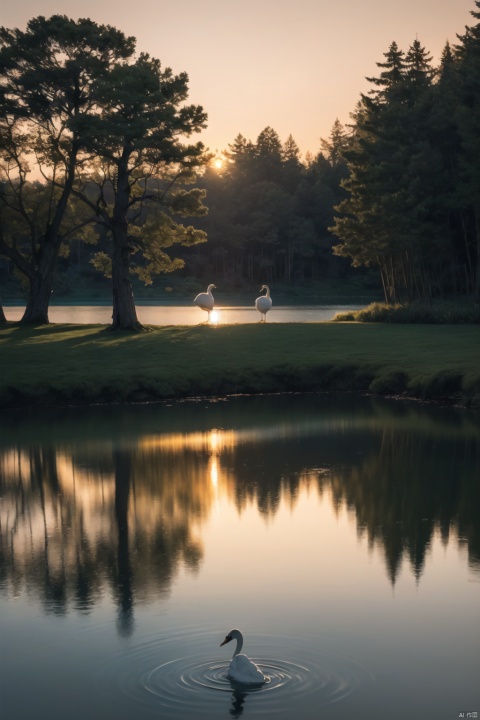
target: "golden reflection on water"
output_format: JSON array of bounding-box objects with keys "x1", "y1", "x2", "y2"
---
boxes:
[
  {"x1": 140, "y1": 428, "x2": 238, "y2": 453},
  {"x1": 0, "y1": 402, "x2": 479, "y2": 618}
]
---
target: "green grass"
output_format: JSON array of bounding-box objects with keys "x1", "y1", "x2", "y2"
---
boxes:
[
  {"x1": 334, "y1": 299, "x2": 480, "y2": 324},
  {"x1": 1, "y1": 322, "x2": 479, "y2": 407}
]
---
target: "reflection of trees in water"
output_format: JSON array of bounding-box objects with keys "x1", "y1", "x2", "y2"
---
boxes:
[
  {"x1": 320, "y1": 430, "x2": 480, "y2": 583},
  {"x1": 0, "y1": 399, "x2": 479, "y2": 619},
  {"x1": 0, "y1": 442, "x2": 206, "y2": 620},
  {"x1": 219, "y1": 424, "x2": 479, "y2": 583}
]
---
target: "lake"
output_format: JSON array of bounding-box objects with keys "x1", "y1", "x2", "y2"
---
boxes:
[
  {"x1": 0, "y1": 393, "x2": 479, "y2": 720},
  {"x1": 2, "y1": 303, "x2": 363, "y2": 325}
]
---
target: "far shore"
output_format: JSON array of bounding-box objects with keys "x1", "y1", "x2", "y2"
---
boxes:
[{"x1": 1, "y1": 293, "x2": 380, "y2": 308}]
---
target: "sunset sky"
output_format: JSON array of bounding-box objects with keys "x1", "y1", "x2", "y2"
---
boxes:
[{"x1": 2, "y1": 0, "x2": 475, "y2": 158}]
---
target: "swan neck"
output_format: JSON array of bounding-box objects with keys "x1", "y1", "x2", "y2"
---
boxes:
[
  {"x1": 264, "y1": 286, "x2": 270, "y2": 298},
  {"x1": 233, "y1": 633, "x2": 243, "y2": 656}
]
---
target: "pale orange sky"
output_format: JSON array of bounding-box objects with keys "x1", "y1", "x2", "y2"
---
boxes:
[{"x1": 2, "y1": 0, "x2": 475, "y2": 157}]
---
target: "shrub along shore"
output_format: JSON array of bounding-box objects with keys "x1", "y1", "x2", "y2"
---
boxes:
[{"x1": 0, "y1": 322, "x2": 479, "y2": 409}]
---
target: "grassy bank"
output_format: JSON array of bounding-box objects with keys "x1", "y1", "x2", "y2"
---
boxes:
[
  {"x1": 1, "y1": 322, "x2": 479, "y2": 408},
  {"x1": 335, "y1": 299, "x2": 480, "y2": 324}
]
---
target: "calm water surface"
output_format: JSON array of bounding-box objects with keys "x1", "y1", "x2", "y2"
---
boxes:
[
  {"x1": 0, "y1": 394, "x2": 479, "y2": 720},
  {"x1": 3, "y1": 303, "x2": 362, "y2": 325}
]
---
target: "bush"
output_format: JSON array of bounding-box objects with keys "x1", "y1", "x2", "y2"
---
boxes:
[
  {"x1": 334, "y1": 299, "x2": 480, "y2": 324},
  {"x1": 369, "y1": 370, "x2": 409, "y2": 395}
]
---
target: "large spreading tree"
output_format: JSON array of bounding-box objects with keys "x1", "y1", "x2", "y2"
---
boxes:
[
  {"x1": 0, "y1": 15, "x2": 135, "y2": 323},
  {"x1": 0, "y1": 15, "x2": 208, "y2": 329},
  {"x1": 74, "y1": 53, "x2": 208, "y2": 330}
]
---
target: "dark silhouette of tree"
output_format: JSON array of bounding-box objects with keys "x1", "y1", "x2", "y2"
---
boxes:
[
  {"x1": 454, "y1": 0, "x2": 480, "y2": 302},
  {"x1": 0, "y1": 15, "x2": 208, "y2": 329},
  {"x1": 331, "y1": 37, "x2": 464, "y2": 303},
  {"x1": 74, "y1": 54, "x2": 208, "y2": 330},
  {"x1": 192, "y1": 123, "x2": 354, "y2": 287},
  {"x1": 0, "y1": 15, "x2": 135, "y2": 323}
]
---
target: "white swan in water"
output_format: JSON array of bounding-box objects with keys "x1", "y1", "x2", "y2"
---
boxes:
[
  {"x1": 220, "y1": 629, "x2": 266, "y2": 684},
  {"x1": 255, "y1": 285, "x2": 272, "y2": 322},
  {"x1": 194, "y1": 284, "x2": 216, "y2": 321}
]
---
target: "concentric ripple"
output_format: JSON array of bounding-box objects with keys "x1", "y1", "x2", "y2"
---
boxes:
[{"x1": 95, "y1": 631, "x2": 374, "y2": 718}]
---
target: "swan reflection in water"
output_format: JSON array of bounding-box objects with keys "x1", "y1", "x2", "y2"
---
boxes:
[
  {"x1": 220, "y1": 629, "x2": 267, "y2": 684},
  {"x1": 229, "y1": 687, "x2": 247, "y2": 718}
]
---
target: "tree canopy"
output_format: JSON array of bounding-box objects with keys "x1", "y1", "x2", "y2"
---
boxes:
[
  {"x1": 0, "y1": 15, "x2": 208, "y2": 328},
  {"x1": 2, "y1": 4, "x2": 480, "y2": 319}
]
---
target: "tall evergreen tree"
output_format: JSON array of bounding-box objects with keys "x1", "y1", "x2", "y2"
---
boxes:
[
  {"x1": 404, "y1": 38, "x2": 436, "y2": 94},
  {"x1": 455, "y1": 0, "x2": 480, "y2": 301},
  {"x1": 332, "y1": 39, "x2": 444, "y2": 302},
  {"x1": 320, "y1": 119, "x2": 349, "y2": 167},
  {"x1": 253, "y1": 126, "x2": 283, "y2": 182},
  {"x1": 282, "y1": 134, "x2": 301, "y2": 163},
  {"x1": 366, "y1": 41, "x2": 406, "y2": 102}
]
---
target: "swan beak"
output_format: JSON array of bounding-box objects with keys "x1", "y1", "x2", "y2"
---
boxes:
[{"x1": 220, "y1": 636, "x2": 231, "y2": 646}]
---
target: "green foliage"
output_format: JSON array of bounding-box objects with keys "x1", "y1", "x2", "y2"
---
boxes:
[
  {"x1": 70, "y1": 49, "x2": 209, "y2": 328},
  {"x1": 334, "y1": 299, "x2": 480, "y2": 324},
  {"x1": 0, "y1": 15, "x2": 137, "y2": 322},
  {"x1": 0, "y1": 14, "x2": 209, "y2": 328},
  {"x1": 332, "y1": 16, "x2": 480, "y2": 305},
  {"x1": 190, "y1": 119, "x2": 354, "y2": 287},
  {"x1": 90, "y1": 251, "x2": 112, "y2": 278},
  {"x1": 369, "y1": 370, "x2": 409, "y2": 395},
  {"x1": 3, "y1": 8, "x2": 480, "y2": 311}
]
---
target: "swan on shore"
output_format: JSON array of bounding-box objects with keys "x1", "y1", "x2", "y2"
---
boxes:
[
  {"x1": 220, "y1": 629, "x2": 266, "y2": 684},
  {"x1": 194, "y1": 284, "x2": 216, "y2": 321},
  {"x1": 255, "y1": 285, "x2": 272, "y2": 322}
]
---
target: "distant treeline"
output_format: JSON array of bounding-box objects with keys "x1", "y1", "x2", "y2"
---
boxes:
[
  {"x1": 1, "y1": 5, "x2": 480, "y2": 329},
  {"x1": 192, "y1": 7, "x2": 480, "y2": 305}
]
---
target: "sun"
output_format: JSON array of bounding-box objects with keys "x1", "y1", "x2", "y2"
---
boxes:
[{"x1": 214, "y1": 158, "x2": 223, "y2": 170}]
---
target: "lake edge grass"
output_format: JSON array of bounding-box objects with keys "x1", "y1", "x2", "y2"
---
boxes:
[
  {"x1": 1, "y1": 322, "x2": 479, "y2": 409},
  {"x1": 334, "y1": 298, "x2": 480, "y2": 324}
]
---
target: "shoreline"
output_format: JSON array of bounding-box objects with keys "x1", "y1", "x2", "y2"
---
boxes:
[{"x1": 1, "y1": 322, "x2": 479, "y2": 410}]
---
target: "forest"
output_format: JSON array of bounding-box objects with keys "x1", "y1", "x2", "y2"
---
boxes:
[{"x1": 1, "y1": 4, "x2": 480, "y2": 329}]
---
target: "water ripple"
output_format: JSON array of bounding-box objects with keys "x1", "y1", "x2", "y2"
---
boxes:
[{"x1": 95, "y1": 631, "x2": 373, "y2": 718}]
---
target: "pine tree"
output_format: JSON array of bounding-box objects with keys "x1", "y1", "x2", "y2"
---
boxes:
[
  {"x1": 332, "y1": 39, "x2": 443, "y2": 302},
  {"x1": 366, "y1": 41, "x2": 406, "y2": 103},
  {"x1": 404, "y1": 38, "x2": 436, "y2": 97},
  {"x1": 253, "y1": 127, "x2": 283, "y2": 182},
  {"x1": 225, "y1": 133, "x2": 256, "y2": 178},
  {"x1": 282, "y1": 135, "x2": 301, "y2": 163},
  {"x1": 454, "y1": 0, "x2": 480, "y2": 301},
  {"x1": 75, "y1": 53, "x2": 208, "y2": 330},
  {"x1": 320, "y1": 119, "x2": 348, "y2": 165}
]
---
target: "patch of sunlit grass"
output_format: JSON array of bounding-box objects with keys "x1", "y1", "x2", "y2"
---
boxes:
[{"x1": 1, "y1": 323, "x2": 479, "y2": 407}]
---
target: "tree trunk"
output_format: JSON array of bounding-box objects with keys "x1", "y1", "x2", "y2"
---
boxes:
[
  {"x1": 474, "y1": 203, "x2": 480, "y2": 305},
  {"x1": 111, "y1": 227, "x2": 142, "y2": 330},
  {"x1": 20, "y1": 146, "x2": 79, "y2": 325},
  {"x1": 21, "y1": 242, "x2": 59, "y2": 324},
  {"x1": 110, "y1": 158, "x2": 143, "y2": 331}
]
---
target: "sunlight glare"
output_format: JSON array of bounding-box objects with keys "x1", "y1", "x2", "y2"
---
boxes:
[
  {"x1": 214, "y1": 158, "x2": 223, "y2": 170},
  {"x1": 210, "y1": 309, "x2": 220, "y2": 324}
]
